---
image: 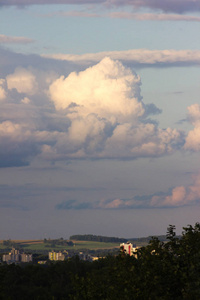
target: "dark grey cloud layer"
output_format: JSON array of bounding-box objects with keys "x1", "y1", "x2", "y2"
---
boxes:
[
  {"x1": 1, "y1": 0, "x2": 200, "y2": 13},
  {"x1": 0, "y1": 47, "x2": 81, "y2": 78}
]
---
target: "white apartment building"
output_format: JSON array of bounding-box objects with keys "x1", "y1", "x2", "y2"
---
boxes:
[{"x1": 120, "y1": 242, "x2": 138, "y2": 257}]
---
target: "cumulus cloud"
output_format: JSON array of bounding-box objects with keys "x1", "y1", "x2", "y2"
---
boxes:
[
  {"x1": 43, "y1": 49, "x2": 200, "y2": 68},
  {"x1": 0, "y1": 65, "x2": 69, "y2": 167},
  {"x1": 0, "y1": 34, "x2": 34, "y2": 44},
  {"x1": 103, "y1": 124, "x2": 181, "y2": 158},
  {"x1": 6, "y1": 67, "x2": 38, "y2": 95},
  {"x1": 184, "y1": 104, "x2": 200, "y2": 151},
  {"x1": 0, "y1": 57, "x2": 184, "y2": 167},
  {"x1": 47, "y1": 57, "x2": 183, "y2": 160},
  {"x1": 1, "y1": 0, "x2": 200, "y2": 14},
  {"x1": 49, "y1": 57, "x2": 144, "y2": 122}
]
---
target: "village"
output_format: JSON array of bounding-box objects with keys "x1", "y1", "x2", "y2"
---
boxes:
[{"x1": 2, "y1": 241, "x2": 138, "y2": 264}]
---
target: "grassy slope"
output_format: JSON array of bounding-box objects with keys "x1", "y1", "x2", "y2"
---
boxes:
[{"x1": 0, "y1": 240, "x2": 119, "y2": 251}]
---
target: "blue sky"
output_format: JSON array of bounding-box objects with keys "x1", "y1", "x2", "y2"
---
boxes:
[{"x1": 1, "y1": 0, "x2": 200, "y2": 239}]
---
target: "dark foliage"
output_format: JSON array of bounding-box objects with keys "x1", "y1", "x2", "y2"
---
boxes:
[{"x1": 1, "y1": 223, "x2": 200, "y2": 299}]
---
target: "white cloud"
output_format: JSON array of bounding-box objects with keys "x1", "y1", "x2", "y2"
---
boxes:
[
  {"x1": 102, "y1": 123, "x2": 181, "y2": 158},
  {"x1": 49, "y1": 57, "x2": 144, "y2": 123},
  {"x1": 0, "y1": 120, "x2": 57, "y2": 143},
  {"x1": 6, "y1": 68, "x2": 38, "y2": 95},
  {"x1": 46, "y1": 57, "x2": 183, "y2": 160}
]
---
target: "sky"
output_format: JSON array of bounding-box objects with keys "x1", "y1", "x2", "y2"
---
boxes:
[{"x1": 1, "y1": 0, "x2": 200, "y2": 240}]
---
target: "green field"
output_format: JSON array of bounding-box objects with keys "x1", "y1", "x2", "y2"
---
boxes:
[{"x1": 0, "y1": 240, "x2": 119, "y2": 252}]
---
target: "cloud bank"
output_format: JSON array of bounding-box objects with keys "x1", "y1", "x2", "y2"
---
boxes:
[
  {"x1": 1, "y1": 0, "x2": 200, "y2": 13},
  {"x1": 0, "y1": 57, "x2": 184, "y2": 167},
  {"x1": 108, "y1": 12, "x2": 200, "y2": 22},
  {"x1": 48, "y1": 10, "x2": 200, "y2": 22},
  {"x1": 43, "y1": 49, "x2": 200, "y2": 68},
  {"x1": 2, "y1": 46, "x2": 200, "y2": 72},
  {"x1": 56, "y1": 173, "x2": 200, "y2": 210}
]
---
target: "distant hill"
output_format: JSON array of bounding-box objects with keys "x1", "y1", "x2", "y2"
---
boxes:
[{"x1": 70, "y1": 234, "x2": 182, "y2": 246}]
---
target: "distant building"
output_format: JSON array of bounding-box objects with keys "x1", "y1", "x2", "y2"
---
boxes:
[
  {"x1": 3, "y1": 248, "x2": 32, "y2": 264},
  {"x1": 120, "y1": 242, "x2": 138, "y2": 257},
  {"x1": 49, "y1": 251, "x2": 65, "y2": 261},
  {"x1": 21, "y1": 253, "x2": 33, "y2": 263},
  {"x1": 78, "y1": 252, "x2": 93, "y2": 262}
]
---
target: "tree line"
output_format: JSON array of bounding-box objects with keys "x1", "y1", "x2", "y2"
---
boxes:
[
  {"x1": 1, "y1": 223, "x2": 200, "y2": 299},
  {"x1": 70, "y1": 234, "x2": 128, "y2": 243},
  {"x1": 44, "y1": 238, "x2": 74, "y2": 247}
]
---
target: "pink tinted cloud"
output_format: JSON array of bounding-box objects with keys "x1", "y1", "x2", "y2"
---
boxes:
[
  {"x1": 109, "y1": 12, "x2": 200, "y2": 22},
  {"x1": 48, "y1": 10, "x2": 100, "y2": 18},
  {"x1": 151, "y1": 174, "x2": 200, "y2": 207},
  {"x1": 185, "y1": 104, "x2": 200, "y2": 151},
  {"x1": 46, "y1": 10, "x2": 200, "y2": 22},
  {"x1": 0, "y1": 34, "x2": 34, "y2": 44},
  {"x1": 55, "y1": 173, "x2": 200, "y2": 210},
  {"x1": 97, "y1": 198, "x2": 133, "y2": 209}
]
